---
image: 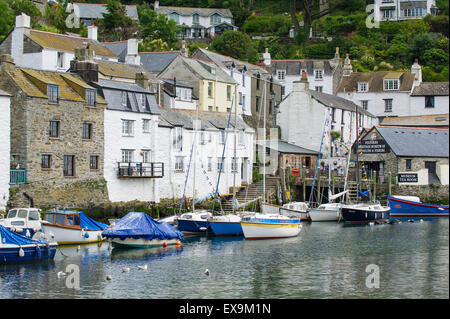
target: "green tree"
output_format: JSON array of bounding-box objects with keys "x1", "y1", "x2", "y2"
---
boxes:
[
  {"x1": 210, "y1": 30, "x2": 258, "y2": 63},
  {"x1": 98, "y1": 0, "x2": 137, "y2": 41},
  {"x1": 5, "y1": 0, "x2": 41, "y2": 27},
  {"x1": 0, "y1": 1, "x2": 14, "y2": 41},
  {"x1": 138, "y1": 6, "x2": 179, "y2": 47}
]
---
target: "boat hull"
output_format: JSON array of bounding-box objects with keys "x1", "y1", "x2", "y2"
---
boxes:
[
  {"x1": 209, "y1": 221, "x2": 243, "y2": 236},
  {"x1": 309, "y1": 209, "x2": 341, "y2": 222},
  {"x1": 176, "y1": 219, "x2": 211, "y2": 235},
  {"x1": 279, "y1": 207, "x2": 310, "y2": 221},
  {"x1": 240, "y1": 221, "x2": 302, "y2": 239},
  {"x1": 42, "y1": 224, "x2": 104, "y2": 245},
  {"x1": 0, "y1": 243, "x2": 57, "y2": 263},
  {"x1": 341, "y1": 206, "x2": 390, "y2": 224},
  {"x1": 111, "y1": 237, "x2": 180, "y2": 248},
  {"x1": 389, "y1": 196, "x2": 449, "y2": 218}
]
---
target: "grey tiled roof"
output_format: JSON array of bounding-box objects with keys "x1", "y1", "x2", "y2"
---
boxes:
[
  {"x1": 156, "y1": 6, "x2": 233, "y2": 18},
  {"x1": 73, "y1": 3, "x2": 139, "y2": 20},
  {"x1": 309, "y1": 89, "x2": 374, "y2": 117},
  {"x1": 269, "y1": 59, "x2": 335, "y2": 76},
  {"x1": 139, "y1": 51, "x2": 181, "y2": 74},
  {"x1": 102, "y1": 41, "x2": 128, "y2": 62},
  {"x1": 376, "y1": 126, "x2": 449, "y2": 157},
  {"x1": 0, "y1": 89, "x2": 11, "y2": 96},
  {"x1": 91, "y1": 79, "x2": 160, "y2": 115},
  {"x1": 257, "y1": 140, "x2": 318, "y2": 155},
  {"x1": 411, "y1": 82, "x2": 449, "y2": 96}
]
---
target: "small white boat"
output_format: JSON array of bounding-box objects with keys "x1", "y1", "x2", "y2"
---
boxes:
[
  {"x1": 158, "y1": 215, "x2": 178, "y2": 226},
  {"x1": 0, "y1": 208, "x2": 43, "y2": 237},
  {"x1": 280, "y1": 202, "x2": 310, "y2": 221},
  {"x1": 102, "y1": 212, "x2": 183, "y2": 248},
  {"x1": 309, "y1": 203, "x2": 344, "y2": 222},
  {"x1": 240, "y1": 213, "x2": 302, "y2": 239},
  {"x1": 41, "y1": 210, "x2": 107, "y2": 245},
  {"x1": 176, "y1": 210, "x2": 213, "y2": 235}
]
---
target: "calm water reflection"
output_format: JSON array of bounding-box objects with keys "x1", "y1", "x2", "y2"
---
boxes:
[{"x1": 0, "y1": 219, "x2": 448, "y2": 299}]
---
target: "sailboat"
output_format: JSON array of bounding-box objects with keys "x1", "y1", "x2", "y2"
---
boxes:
[
  {"x1": 309, "y1": 109, "x2": 351, "y2": 222},
  {"x1": 240, "y1": 75, "x2": 302, "y2": 239},
  {"x1": 175, "y1": 104, "x2": 212, "y2": 235},
  {"x1": 340, "y1": 107, "x2": 390, "y2": 224}
]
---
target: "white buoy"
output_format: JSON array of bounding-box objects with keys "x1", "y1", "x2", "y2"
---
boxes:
[
  {"x1": 77, "y1": 245, "x2": 81, "y2": 251},
  {"x1": 122, "y1": 267, "x2": 130, "y2": 273},
  {"x1": 106, "y1": 275, "x2": 112, "y2": 281},
  {"x1": 137, "y1": 265, "x2": 147, "y2": 270},
  {"x1": 205, "y1": 269, "x2": 210, "y2": 276},
  {"x1": 18, "y1": 247, "x2": 25, "y2": 257},
  {"x1": 25, "y1": 229, "x2": 30, "y2": 237},
  {"x1": 57, "y1": 271, "x2": 67, "y2": 278},
  {"x1": 369, "y1": 222, "x2": 374, "y2": 226}
]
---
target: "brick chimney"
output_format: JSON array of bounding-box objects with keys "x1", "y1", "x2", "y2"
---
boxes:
[
  {"x1": 180, "y1": 40, "x2": 188, "y2": 57},
  {"x1": 0, "y1": 54, "x2": 16, "y2": 73},
  {"x1": 411, "y1": 58, "x2": 422, "y2": 85},
  {"x1": 125, "y1": 39, "x2": 141, "y2": 65},
  {"x1": 70, "y1": 46, "x2": 99, "y2": 82},
  {"x1": 135, "y1": 72, "x2": 149, "y2": 89},
  {"x1": 342, "y1": 53, "x2": 353, "y2": 77},
  {"x1": 11, "y1": 14, "x2": 31, "y2": 67}
]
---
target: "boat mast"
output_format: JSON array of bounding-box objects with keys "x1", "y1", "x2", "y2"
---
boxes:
[
  {"x1": 328, "y1": 109, "x2": 332, "y2": 203},
  {"x1": 192, "y1": 99, "x2": 199, "y2": 212},
  {"x1": 262, "y1": 75, "x2": 267, "y2": 203},
  {"x1": 232, "y1": 66, "x2": 238, "y2": 215},
  {"x1": 355, "y1": 105, "x2": 360, "y2": 201}
]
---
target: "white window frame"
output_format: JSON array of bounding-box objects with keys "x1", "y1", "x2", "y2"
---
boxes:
[
  {"x1": 231, "y1": 157, "x2": 238, "y2": 172},
  {"x1": 315, "y1": 86, "x2": 323, "y2": 92},
  {"x1": 383, "y1": 79, "x2": 399, "y2": 91},
  {"x1": 142, "y1": 119, "x2": 151, "y2": 133},
  {"x1": 175, "y1": 156, "x2": 184, "y2": 172},
  {"x1": 57, "y1": 52, "x2": 64, "y2": 68},
  {"x1": 121, "y1": 91, "x2": 128, "y2": 106},
  {"x1": 384, "y1": 99, "x2": 393, "y2": 112},
  {"x1": 358, "y1": 82, "x2": 369, "y2": 92},
  {"x1": 122, "y1": 119, "x2": 134, "y2": 136},
  {"x1": 174, "y1": 126, "x2": 183, "y2": 152},
  {"x1": 361, "y1": 100, "x2": 369, "y2": 110},
  {"x1": 121, "y1": 149, "x2": 134, "y2": 163},
  {"x1": 314, "y1": 69, "x2": 323, "y2": 80},
  {"x1": 277, "y1": 70, "x2": 286, "y2": 81},
  {"x1": 141, "y1": 150, "x2": 151, "y2": 163}
]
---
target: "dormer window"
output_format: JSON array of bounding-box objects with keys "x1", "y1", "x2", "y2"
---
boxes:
[
  {"x1": 211, "y1": 68, "x2": 216, "y2": 75},
  {"x1": 121, "y1": 91, "x2": 128, "y2": 107},
  {"x1": 211, "y1": 13, "x2": 221, "y2": 25},
  {"x1": 358, "y1": 82, "x2": 368, "y2": 92},
  {"x1": 193, "y1": 13, "x2": 199, "y2": 24},
  {"x1": 137, "y1": 93, "x2": 146, "y2": 108},
  {"x1": 85, "y1": 89, "x2": 96, "y2": 106},
  {"x1": 383, "y1": 79, "x2": 399, "y2": 91},
  {"x1": 277, "y1": 70, "x2": 286, "y2": 81},
  {"x1": 47, "y1": 85, "x2": 59, "y2": 102},
  {"x1": 314, "y1": 69, "x2": 323, "y2": 80},
  {"x1": 57, "y1": 52, "x2": 64, "y2": 69}
]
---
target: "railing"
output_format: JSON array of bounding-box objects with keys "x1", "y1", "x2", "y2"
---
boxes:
[
  {"x1": 10, "y1": 169, "x2": 27, "y2": 184},
  {"x1": 117, "y1": 162, "x2": 164, "y2": 178}
]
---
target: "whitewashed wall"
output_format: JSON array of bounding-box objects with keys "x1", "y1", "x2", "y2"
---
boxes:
[
  {"x1": 409, "y1": 95, "x2": 449, "y2": 116},
  {"x1": 280, "y1": 73, "x2": 334, "y2": 98},
  {"x1": 0, "y1": 95, "x2": 11, "y2": 211}
]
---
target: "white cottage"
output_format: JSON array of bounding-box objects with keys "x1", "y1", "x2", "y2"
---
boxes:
[
  {"x1": 0, "y1": 89, "x2": 11, "y2": 211},
  {"x1": 374, "y1": 0, "x2": 439, "y2": 22}
]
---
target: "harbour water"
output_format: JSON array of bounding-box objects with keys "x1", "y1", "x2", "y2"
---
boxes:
[{"x1": 0, "y1": 219, "x2": 448, "y2": 299}]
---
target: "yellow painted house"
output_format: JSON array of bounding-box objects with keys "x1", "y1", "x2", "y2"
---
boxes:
[{"x1": 158, "y1": 55, "x2": 237, "y2": 112}]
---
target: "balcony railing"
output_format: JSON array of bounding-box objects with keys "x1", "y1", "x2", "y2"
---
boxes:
[
  {"x1": 117, "y1": 162, "x2": 164, "y2": 178},
  {"x1": 10, "y1": 169, "x2": 27, "y2": 184}
]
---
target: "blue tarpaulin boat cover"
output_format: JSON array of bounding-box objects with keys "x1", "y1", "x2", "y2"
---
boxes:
[
  {"x1": 54, "y1": 211, "x2": 108, "y2": 231},
  {"x1": 102, "y1": 212, "x2": 183, "y2": 241},
  {"x1": 0, "y1": 224, "x2": 48, "y2": 246}
]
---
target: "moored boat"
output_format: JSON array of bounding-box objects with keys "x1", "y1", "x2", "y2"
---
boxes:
[
  {"x1": 0, "y1": 208, "x2": 43, "y2": 238},
  {"x1": 309, "y1": 203, "x2": 344, "y2": 222},
  {"x1": 176, "y1": 210, "x2": 212, "y2": 235},
  {"x1": 280, "y1": 202, "x2": 310, "y2": 221},
  {"x1": 341, "y1": 203, "x2": 390, "y2": 224},
  {"x1": 0, "y1": 224, "x2": 57, "y2": 263},
  {"x1": 41, "y1": 210, "x2": 107, "y2": 245},
  {"x1": 389, "y1": 195, "x2": 449, "y2": 218},
  {"x1": 102, "y1": 212, "x2": 183, "y2": 248},
  {"x1": 240, "y1": 213, "x2": 302, "y2": 239}
]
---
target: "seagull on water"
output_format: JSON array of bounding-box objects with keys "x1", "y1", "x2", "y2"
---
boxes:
[{"x1": 137, "y1": 265, "x2": 147, "y2": 270}]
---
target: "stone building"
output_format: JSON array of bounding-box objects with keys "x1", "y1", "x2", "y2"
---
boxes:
[
  {"x1": 354, "y1": 125, "x2": 449, "y2": 186},
  {"x1": 0, "y1": 54, "x2": 108, "y2": 209},
  {"x1": 0, "y1": 88, "x2": 11, "y2": 212}
]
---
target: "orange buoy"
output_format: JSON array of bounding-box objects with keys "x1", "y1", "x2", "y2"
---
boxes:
[{"x1": 176, "y1": 241, "x2": 182, "y2": 247}]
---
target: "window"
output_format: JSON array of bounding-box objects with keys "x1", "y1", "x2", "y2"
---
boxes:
[
  {"x1": 47, "y1": 85, "x2": 59, "y2": 102},
  {"x1": 217, "y1": 157, "x2": 224, "y2": 172},
  {"x1": 269, "y1": 100, "x2": 273, "y2": 114},
  {"x1": 255, "y1": 96, "x2": 260, "y2": 113},
  {"x1": 362, "y1": 100, "x2": 369, "y2": 110},
  {"x1": 242, "y1": 94, "x2": 246, "y2": 109},
  {"x1": 358, "y1": 82, "x2": 368, "y2": 92},
  {"x1": 425, "y1": 96, "x2": 435, "y2": 108},
  {"x1": 281, "y1": 86, "x2": 285, "y2": 96},
  {"x1": 383, "y1": 9, "x2": 394, "y2": 19},
  {"x1": 219, "y1": 129, "x2": 225, "y2": 144},
  {"x1": 406, "y1": 159, "x2": 412, "y2": 171},
  {"x1": 175, "y1": 156, "x2": 184, "y2": 172},
  {"x1": 331, "y1": 108, "x2": 336, "y2": 123},
  {"x1": 169, "y1": 13, "x2": 179, "y2": 23},
  {"x1": 122, "y1": 120, "x2": 134, "y2": 136},
  {"x1": 121, "y1": 149, "x2": 134, "y2": 163},
  {"x1": 383, "y1": 79, "x2": 399, "y2": 91},
  {"x1": 143, "y1": 119, "x2": 151, "y2": 133},
  {"x1": 176, "y1": 88, "x2": 192, "y2": 101},
  {"x1": 82, "y1": 122, "x2": 92, "y2": 140},
  {"x1": 90, "y1": 155, "x2": 99, "y2": 170},
  {"x1": 208, "y1": 105, "x2": 213, "y2": 111},
  {"x1": 137, "y1": 94, "x2": 146, "y2": 108},
  {"x1": 49, "y1": 120, "x2": 60, "y2": 138},
  {"x1": 277, "y1": 70, "x2": 286, "y2": 81},
  {"x1": 141, "y1": 150, "x2": 151, "y2": 163},
  {"x1": 239, "y1": 92, "x2": 243, "y2": 105},
  {"x1": 227, "y1": 107, "x2": 231, "y2": 113},
  {"x1": 28, "y1": 210, "x2": 40, "y2": 221},
  {"x1": 314, "y1": 69, "x2": 323, "y2": 80},
  {"x1": 121, "y1": 91, "x2": 128, "y2": 107},
  {"x1": 239, "y1": 131, "x2": 245, "y2": 145},
  {"x1": 193, "y1": 13, "x2": 199, "y2": 24},
  {"x1": 210, "y1": 13, "x2": 221, "y2": 25},
  {"x1": 41, "y1": 154, "x2": 52, "y2": 169},
  {"x1": 63, "y1": 155, "x2": 75, "y2": 176},
  {"x1": 231, "y1": 158, "x2": 238, "y2": 172},
  {"x1": 85, "y1": 89, "x2": 96, "y2": 105},
  {"x1": 57, "y1": 52, "x2": 64, "y2": 68},
  {"x1": 384, "y1": 99, "x2": 393, "y2": 112},
  {"x1": 256, "y1": 74, "x2": 260, "y2": 90},
  {"x1": 208, "y1": 157, "x2": 212, "y2": 172},
  {"x1": 242, "y1": 72, "x2": 245, "y2": 87},
  {"x1": 315, "y1": 86, "x2": 323, "y2": 92},
  {"x1": 226, "y1": 85, "x2": 231, "y2": 101},
  {"x1": 174, "y1": 126, "x2": 183, "y2": 151},
  {"x1": 208, "y1": 82, "x2": 213, "y2": 98}
]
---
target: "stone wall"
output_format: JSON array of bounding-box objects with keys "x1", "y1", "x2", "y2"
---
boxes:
[{"x1": 391, "y1": 184, "x2": 449, "y2": 203}]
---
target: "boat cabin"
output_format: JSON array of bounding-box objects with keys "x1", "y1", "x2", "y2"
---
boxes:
[
  {"x1": 0, "y1": 208, "x2": 42, "y2": 233},
  {"x1": 43, "y1": 211, "x2": 82, "y2": 229}
]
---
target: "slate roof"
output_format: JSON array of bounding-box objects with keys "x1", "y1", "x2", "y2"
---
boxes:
[
  {"x1": 309, "y1": 89, "x2": 375, "y2": 117},
  {"x1": 156, "y1": 6, "x2": 233, "y2": 18},
  {"x1": 139, "y1": 51, "x2": 181, "y2": 74},
  {"x1": 97, "y1": 60, "x2": 157, "y2": 81},
  {"x1": 26, "y1": 29, "x2": 116, "y2": 58},
  {"x1": 158, "y1": 108, "x2": 251, "y2": 131},
  {"x1": 179, "y1": 56, "x2": 236, "y2": 84},
  {"x1": 380, "y1": 114, "x2": 449, "y2": 127},
  {"x1": 337, "y1": 71, "x2": 416, "y2": 93},
  {"x1": 102, "y1": 41, "x2": 128, "y2": 62},
  {"x1": 0, "y1": 89, "x2": 11, "y2": 96},
  {"x1": 269, "y1": 59, "x2": 336, "y2": 76},
  {"x1": 375, "y1": 126, "x2": 449, "y2": 157},
  {"x1": 73, "y1": 3, "x2": 139, "y2": 20},
  {"x1": 91, "y1": 79, "x2": 160, "y2": 114},
  {"x1": 257, "y1": 140, "x2": 318, "y2": 155},
  {"x1": 411, "y1": 82, "x2": 449, "y2": 96}
]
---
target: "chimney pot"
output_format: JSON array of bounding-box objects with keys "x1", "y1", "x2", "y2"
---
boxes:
[
  {"x1": 15, "y1": 13, "x2": 30, "y2": 29},
  {"x1": 87, "y1": 25, "x2": 98, "y2": 41}
]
